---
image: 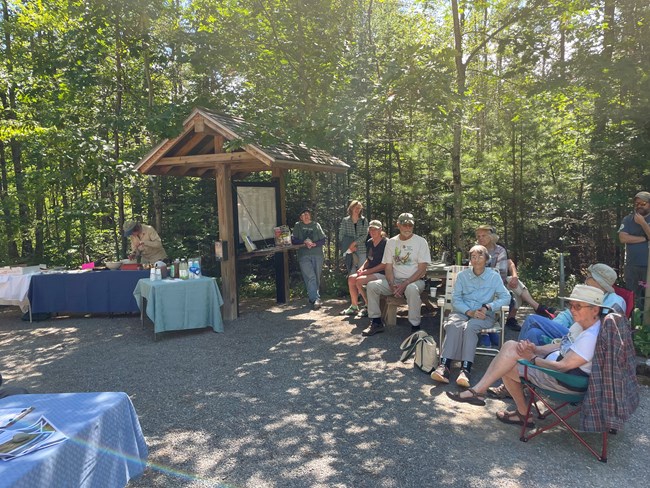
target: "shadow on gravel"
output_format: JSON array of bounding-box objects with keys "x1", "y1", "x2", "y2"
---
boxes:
[{"x1": 1, "y1": 302, "x2": 649, "y2": 488}]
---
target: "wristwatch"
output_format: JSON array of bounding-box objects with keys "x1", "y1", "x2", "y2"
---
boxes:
[{"x1": 482, "y1": 303, "x2": 491, "y2": 310}]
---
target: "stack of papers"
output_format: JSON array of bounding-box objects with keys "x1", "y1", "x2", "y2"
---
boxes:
[{"x1": 0, "y1": 410, "x2": 67, "y2": 461}]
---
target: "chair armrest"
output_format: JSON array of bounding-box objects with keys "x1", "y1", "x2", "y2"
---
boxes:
[{"x1": 517, "y1": 359, "x2": 588, "y2": 390}]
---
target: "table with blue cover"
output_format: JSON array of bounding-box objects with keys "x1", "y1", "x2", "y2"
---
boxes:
[
  {"x1": 133, "y1": 277, "x2": 224, "y2": 338},
  {"x1": 0, "y1": 392, "x2": 148, "y2": 488},
  {"x1": 28, "y1": 270, "x2": 149, "y2": 315}
]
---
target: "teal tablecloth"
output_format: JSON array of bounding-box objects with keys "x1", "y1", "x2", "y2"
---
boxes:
[{"x1": 133, "y1": 277, "x2": 224, "y2": 335}]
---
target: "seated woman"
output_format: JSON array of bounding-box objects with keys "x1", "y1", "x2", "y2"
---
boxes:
[
  {"x1": 430, "y1": 245, "x2": 511, "y2": 388},
  {"x1": 340, "y1": 220, "x2": 387, "y2": 317},
  {"x1": 446, "y1": 285, "x2": 609, "y2": 427},
  {"x1": 486, "y1": 264, "x2": 626, "y2": 400}
]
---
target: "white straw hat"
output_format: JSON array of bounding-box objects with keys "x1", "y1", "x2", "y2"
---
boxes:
[{"x1": 561, "y1": 284, "x2": 610, "y2": 309}]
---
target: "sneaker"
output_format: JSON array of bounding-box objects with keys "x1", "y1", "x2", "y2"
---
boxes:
[
  {"x1": 362, "y1": 322, "x2": 385, "y2": 336},
  {"x1": 487, "y1": 384, "x2": 512, "y2": 399},
  {"x1": 357, "y1": 307, "x2": 368, "y2": 317},
  {"x1": 313, "y1": 299, "x2": 322, "y2": 310},
  {"x1": 340, "y1": 305, "x2": 359, "y2": 316},
  {"x1": 456, "y1": 369, "x2": 470, "y2": 388},
  {"x1": 410, "y1": 325, "x2": 421, "y2": 333},
  {"x1": 430, "y1": 364, "x2": 450, "y2": 384},
  {"x1": 505, "y1": 317, "x2": 521, "y2": 331}
]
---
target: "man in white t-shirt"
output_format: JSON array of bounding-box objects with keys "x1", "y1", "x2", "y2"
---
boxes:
[{"x1": 362, "y1": 213, "x2": 432, "y2": 336}]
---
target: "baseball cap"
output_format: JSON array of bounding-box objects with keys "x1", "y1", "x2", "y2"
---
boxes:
[
  {"x1": 397, "y1": 213, "x2": 415, "y2": 225},
  {"x1": 368, "y1": 220, "x2": 383, "y2": 229}
]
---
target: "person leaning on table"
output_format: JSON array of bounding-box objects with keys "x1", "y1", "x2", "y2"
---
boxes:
[
  {"x1": 123, "y1": 220, "x2": 168, "y2": 265},
  {"x1": 445, "y1": 285, "x2": 609, "y2": 428}
]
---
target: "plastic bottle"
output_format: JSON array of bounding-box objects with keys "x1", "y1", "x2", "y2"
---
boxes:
[
  {"x1": 189, "y1": 260, "x2": 197, "y2": 279},
  {"x1": 155, "y1": 266, "x2": 162, "y2": 281},
  {"x1": 149, "y1": 267, "x2": 156, "y2": 281},
  {"x1": 194, "y1": 259, "x2": 201, "y2": 278},
  {"x1": 179, "y1": 259, "x2": 188, "y2": 280},
  {"x1": 173, "y1": 259, "x2": 180, "y2": 279},
  {"x1": 168, "y1": 262, "x2": 175, "y2": 279}
]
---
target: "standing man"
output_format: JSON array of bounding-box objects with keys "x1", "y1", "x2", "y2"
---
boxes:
[
  {"x1": 363, "y1": 213, "x2": 431, "y2": 336},
  {"x1": 123, "y1": 220, "x2": 168, "y2": 265},
  {"x1": 618, "y1": 191, "x2": 650, "y2": 310},
  {"x1": 292, "y1": 209, "x2": 326, "y2": 310}
]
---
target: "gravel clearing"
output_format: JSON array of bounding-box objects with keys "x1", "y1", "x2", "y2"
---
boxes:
[{"x1": 1, "y1": 300, "x2": 648, "y2": 488}]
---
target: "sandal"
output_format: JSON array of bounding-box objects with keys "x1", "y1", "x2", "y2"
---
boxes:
[
  {"x1": 496, "y1": 410, "x2": 535, "y2": 427},
  {"x1": 446, "y1": 388, "x2": 486, "y2": 406}
]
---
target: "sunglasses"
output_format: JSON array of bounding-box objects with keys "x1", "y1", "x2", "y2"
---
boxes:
[{"x1": 568, "y1": 302, "x2": 595, "y2": 311}]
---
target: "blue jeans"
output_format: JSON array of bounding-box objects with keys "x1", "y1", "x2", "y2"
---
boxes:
[
  {"x1": 298, "y1": 254, "x2": 324, "y2": 302},
  {"x1": 518, "y1": 314, "x2": 569, "y2": 345}
]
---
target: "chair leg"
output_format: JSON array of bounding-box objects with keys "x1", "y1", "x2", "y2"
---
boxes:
[{"x1": 520, "y1": 385, "x2": 608, "y2": 462}]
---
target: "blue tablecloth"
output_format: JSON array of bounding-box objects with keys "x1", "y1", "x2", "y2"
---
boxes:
[
  {"x1": 133, "y1": 277, "x2": 224, "y2": 335},
  {"x1": 0, "y1": 392, "x2": 148, "y2": 488},
  {"x1": 28, "y1": 270, "x2": 149, "y2": 314}
]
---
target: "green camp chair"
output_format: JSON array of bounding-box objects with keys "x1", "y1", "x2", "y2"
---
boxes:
[{"x1": 517, "y1": 359, "x2": 609, "y2": 462}]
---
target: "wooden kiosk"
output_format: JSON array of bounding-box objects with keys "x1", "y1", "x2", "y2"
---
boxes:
[{"x1": 135, "y1": 108, "x2": 349, "y2": 320}]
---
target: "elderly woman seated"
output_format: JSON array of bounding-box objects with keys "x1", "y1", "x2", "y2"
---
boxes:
[
  {"x1": 446, "y1": 284, "x2": 609, "y2": 427},
  {"x1": 430, "y1": 245, "x2": 511, "y2": 388}
]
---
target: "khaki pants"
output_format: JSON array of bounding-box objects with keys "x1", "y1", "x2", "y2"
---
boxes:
[{"x1": 367, "y1": 276, "x2": 425, "y2": 326}]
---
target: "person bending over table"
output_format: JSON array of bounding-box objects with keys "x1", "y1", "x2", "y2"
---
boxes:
[
  {"x1": 340, "y1": 220, "x2": 387, "y2": 317},
  {"x1": 430, "y1": 245, "x2": 510, "y2": 388},
  {"x1": 446, "y1": 284, "x2": 609, "y2": 427},
  {"x1": 123, "y1": 220, "x2": 168, "y2": 265}
]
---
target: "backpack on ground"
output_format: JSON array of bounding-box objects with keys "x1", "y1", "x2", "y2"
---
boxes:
[{"x1": 399, "y1": 330, "x2": 438, "y2": 374}]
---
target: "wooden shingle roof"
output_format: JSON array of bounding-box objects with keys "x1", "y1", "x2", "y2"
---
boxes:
[{"x1": 135, "y1": 108, "x2": 349, "y2": 177}]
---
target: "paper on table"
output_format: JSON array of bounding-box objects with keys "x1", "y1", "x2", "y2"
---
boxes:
[{"x1": 0, "y1": 416, "x2": 67, "y2": 461}]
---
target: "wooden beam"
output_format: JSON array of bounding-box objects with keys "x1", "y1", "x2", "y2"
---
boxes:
[
  {"x1": 195, "y1": 118, "x2": 205, "y2": 133},
  {"x1": 175, "y1": 133, "x2": 208, "y2": 157},
  {"x1": 158, "y1": 152, "x2": 258, "y2": 166},
  {"x1": 215, "y1": 135, "x2": 224, "y2": 153},
  {"x1": 273, "y1": 168, "x2": 290, "y2": 303},
  {"x1": 272, "y1": 159, "x2": 349, "y2": 174},
  {"x1": 216, "y1": 165, "x2": 238, "y2": 321}
]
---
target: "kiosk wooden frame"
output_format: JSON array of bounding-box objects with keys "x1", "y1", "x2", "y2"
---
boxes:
[{"x1": 135, "y1": 108, "x2": 349, "y2": 320}]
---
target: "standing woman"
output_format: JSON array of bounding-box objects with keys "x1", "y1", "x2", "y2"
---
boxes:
[
  {"x1": 339, "y1": 200, "x2": 369, "y2": 275},
  {"x1": 292, "y1": 209, "x2": 327, "y2": 310}
]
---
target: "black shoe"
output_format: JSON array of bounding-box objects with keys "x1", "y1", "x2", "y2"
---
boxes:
[
  {"x1": 410, "y1": 325, "x2": 421, "y2": 333},
  {"x1": 535, "y1": 304, "x2": 556, "y2": 319},
  {"x1": 505, "y1": 317, "x2": 521, "y2": 331},
  {"x1": 362, "y1": 322, "x2": 385, "y2": 336}
]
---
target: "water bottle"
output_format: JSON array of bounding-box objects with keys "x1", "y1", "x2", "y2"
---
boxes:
[
  {"x1": 173, "y1": 259, "x2": 180, "y2": 279},
  {"x1": 194, "y1": 259, "x2": 201, "y2": 278},
  {"x1": 189, "y1": 260, "x2": 197, "y2": 279},
  {"x1": 179, "y1": 259, "x2": 188, "y2": 280},
  {"x1": 169, "y1": 263, "x2": 175, "y2": 279},
  {"x1": 155, "y1": 266, "x2": 162, "y2": 281},
  {"x1": 149, "y1": 267, "x2": 156, "y2": 281}
]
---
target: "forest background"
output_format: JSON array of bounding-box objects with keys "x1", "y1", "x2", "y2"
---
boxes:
[{"x1": 1, "y1": 0, "x2": 649, "y2": 303}]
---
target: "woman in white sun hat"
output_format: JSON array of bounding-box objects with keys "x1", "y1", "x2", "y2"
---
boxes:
[{"x1": 446, "y1": 284, "x2": 610, "y2": 427}]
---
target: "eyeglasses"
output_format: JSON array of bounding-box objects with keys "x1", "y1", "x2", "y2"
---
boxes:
[{"x1": 568, "y1": 302, "x2": 594, "y2": 311}]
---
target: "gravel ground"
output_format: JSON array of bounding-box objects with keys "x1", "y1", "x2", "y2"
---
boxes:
[{"x1": 1, "y1": 300, "x2": 649, "y2": 488}]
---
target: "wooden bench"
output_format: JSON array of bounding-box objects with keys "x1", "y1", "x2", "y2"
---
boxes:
[{"x1": 380, "y1": 291, "x2": 436, "y2": 326}]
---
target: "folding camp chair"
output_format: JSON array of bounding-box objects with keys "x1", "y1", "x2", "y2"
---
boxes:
[
  {"x1": 612, "y1": 285, "x2": 634, "y2": 319},
  {"x1": 438, "y1": 265, "x2": 508, "y2": 357},
  {"x1": 516, "y1": 312, "x2": 639, "y2": 463}
]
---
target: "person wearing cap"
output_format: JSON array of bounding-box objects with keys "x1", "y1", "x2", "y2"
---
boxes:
[
  {"x1": 340, "y1": 220, "x2": 387, "y2": 317},
  {"x1": 291, "y1": 209, "x2": 327, "y2": 310},
  {"x1": 362, "y1": 212, "x2": 432, "y2": 336},
  {"x1": 339, "y1": 200, "x2": 369, "y2": 276},
  {"x1": 430, "y1": 245, "x2": 511, "y2": 387},
  {"x1": 123, "y1": 220, "x2": 167, "y2": 265},
  {"x1": 486, "y1": 263, "x2": 626, "y2": 399},
  {"x1": 446, "y1": 285, "x2": 610, "y2": 427},
  {"x1": 618, "y1": 191, "x2": 650, "y2": 310}
]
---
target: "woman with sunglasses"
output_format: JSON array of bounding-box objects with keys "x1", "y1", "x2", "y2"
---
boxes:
[{"x1": 445, "y1": 285, "x2": 610, "y2": 427}]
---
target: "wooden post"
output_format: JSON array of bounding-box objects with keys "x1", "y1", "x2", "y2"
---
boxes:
[
  {"x1": 273, "y1": 168, "x2": 290, "y2": 303},
  {"x1": 216, "y1": 165, "x2": 238, "y2": 320}
]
